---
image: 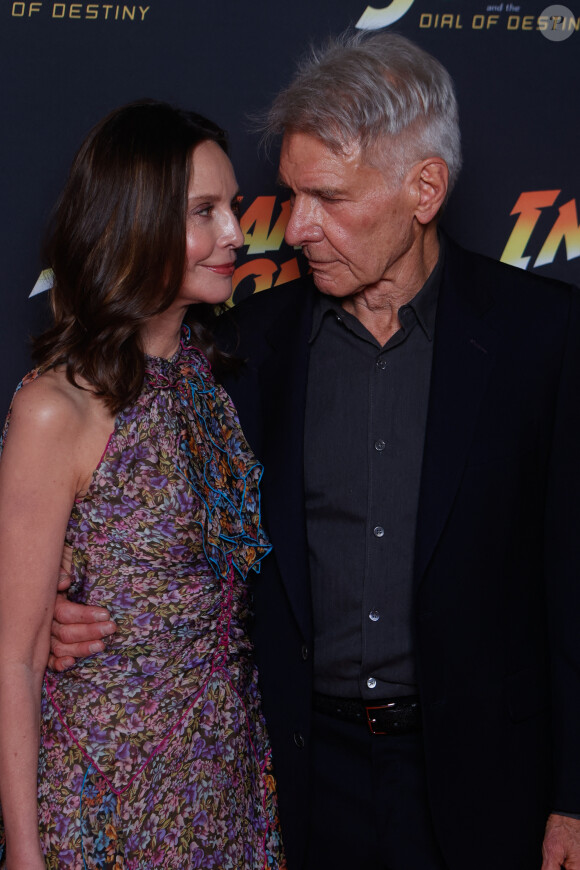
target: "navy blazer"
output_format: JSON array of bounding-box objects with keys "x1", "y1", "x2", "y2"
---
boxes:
[{"x1": 217, "y1": 237, "x2": 580, "y2": 869}]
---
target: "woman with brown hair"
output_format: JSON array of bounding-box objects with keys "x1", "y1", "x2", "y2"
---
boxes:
[{"x1": 0, "y1": 101, "x2": 285, "y2": 870}]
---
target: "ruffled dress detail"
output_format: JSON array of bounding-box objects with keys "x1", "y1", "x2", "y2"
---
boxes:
[{"x1": 0, "y1": 335, "x2": 285, "y2": 870}]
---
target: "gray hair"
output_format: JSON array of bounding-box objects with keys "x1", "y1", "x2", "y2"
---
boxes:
[{"x1": 264, "y1": 30, "x2": 462, "y2": 193}]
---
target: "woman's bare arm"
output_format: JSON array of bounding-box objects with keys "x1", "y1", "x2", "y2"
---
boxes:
[{"x1": 0, "y1": 374, "x2": 111, "y2": 867}]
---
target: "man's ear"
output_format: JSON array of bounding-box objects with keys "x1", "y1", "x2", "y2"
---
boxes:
[{"x1": 410, "y1": 158, "x2": 449, "y2": 224}]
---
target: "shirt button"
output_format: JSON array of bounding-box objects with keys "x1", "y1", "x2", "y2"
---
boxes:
[
  {"x1": 373, "y1": 526, "x2": 385, "y2": 538},
  {"x1": 369, "y1": 610, "x2": 380, "y2": 622},
  {"x1": 376, "y1": 359, "x2": 388, "y2": 370},
  {"x1": 293, "y1": 731, "x2": 305, "y2": 748},
  {"x1": 301, "y1": 644, "x2": 309, "y2": 661},
  {"x1": 367, "y1": 676, "x2": 377, "y2": 689},
  {"x1": 374, "y1": 439, "x2": 386, "y2": 452}
]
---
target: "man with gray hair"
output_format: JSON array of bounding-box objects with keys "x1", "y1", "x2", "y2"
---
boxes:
[{"x1": 52, "y1": 31, "x2": 580, "y2": 869}]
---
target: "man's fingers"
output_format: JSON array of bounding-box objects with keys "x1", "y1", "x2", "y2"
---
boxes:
[
  {"x1": 541, "y1": 843, "x2": 564, "y2": 870},
  {"x1": 50, "y1": 618, "x2": 116, "y2": 647},
  {"x1": 56, "y1": 573, "x2": 72, "y2": 592},
  {"x1": 54, "y1": 593, "x2": 113, "y2": 627},
  {"x1": 49, "y1": 594, "x2": 116, "y2": 670},
  {"x1": 542, "y1": 817, "x2": 563, "y2": 870},
  {"x1": 49, "y1": 634, "x2": 112, "y2": 659},
  {"x1": 47, "y1": 626, "x2": 115, "y2": 671},
  {"x1": 47, "y1": 654, "x2": 76, "y2": 672}
]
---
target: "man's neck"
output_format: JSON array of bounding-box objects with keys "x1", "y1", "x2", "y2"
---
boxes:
[{"x1": 340, "y1": 227, "x2": 440, "y2": 345}]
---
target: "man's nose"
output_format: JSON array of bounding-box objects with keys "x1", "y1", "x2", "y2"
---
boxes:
[{"x1": 284, "y1": 197, "x2": 324, "y2": 247}]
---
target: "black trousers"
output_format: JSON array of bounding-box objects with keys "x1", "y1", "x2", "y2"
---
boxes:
[{"x1": 303, "y1": 710, "x2": 448, "y2": 870}]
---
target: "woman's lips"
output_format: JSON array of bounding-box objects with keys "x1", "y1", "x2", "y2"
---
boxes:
[{"x1": 204, "y1": 263, "x2": 236, "y2": 276}]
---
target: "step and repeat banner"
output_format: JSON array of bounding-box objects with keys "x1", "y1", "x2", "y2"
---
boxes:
[{"x1": 1, "y1": 0, "x2": 578, "y2": 414}]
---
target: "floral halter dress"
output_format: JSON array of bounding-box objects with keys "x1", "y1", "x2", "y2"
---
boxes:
[{"x1": 0, "y1": 333, "x2": 285, "y2": 870}]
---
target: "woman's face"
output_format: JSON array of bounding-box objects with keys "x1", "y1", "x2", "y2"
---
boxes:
[{"x1": 175, "y1": 140, "x2": 244, "y2": 307}]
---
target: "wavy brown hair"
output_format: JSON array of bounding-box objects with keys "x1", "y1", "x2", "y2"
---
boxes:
[{"x1": 33, "y1": 100, "x2": 234, "y2": 413}]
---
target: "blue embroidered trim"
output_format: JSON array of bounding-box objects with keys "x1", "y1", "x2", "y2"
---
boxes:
[
  {"x1": 144, "y1": 324, "x2": 271, "y2": 585},
  {"x1": 80, "y1": 764, "x2": 93, "y2": 870}
]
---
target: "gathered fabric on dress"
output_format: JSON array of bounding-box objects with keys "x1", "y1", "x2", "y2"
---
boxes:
[{"x1": 0, "y1": 333, "x2": 285, "y2": 870}]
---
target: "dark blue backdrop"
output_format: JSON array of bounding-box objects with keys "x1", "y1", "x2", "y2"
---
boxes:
[{"x1": 2, "y1": 0, "x2": 578, "y2": 414}]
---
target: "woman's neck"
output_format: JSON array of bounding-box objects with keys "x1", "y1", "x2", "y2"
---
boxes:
[{"x1": 141, "y1": 310, "x2": 185, "y2": 359}]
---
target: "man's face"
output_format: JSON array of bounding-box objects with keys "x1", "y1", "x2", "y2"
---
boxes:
[{"x1": 278, "y1": 131, "x2": 417, "y2": 299}]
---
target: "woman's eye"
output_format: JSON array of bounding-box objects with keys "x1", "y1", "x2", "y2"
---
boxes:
[{"x1": 195, "y1": 204, "x2": 213, "y2": 217}]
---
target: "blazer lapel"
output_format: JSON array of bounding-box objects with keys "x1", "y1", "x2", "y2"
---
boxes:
[
  {"x1": 414, "y1": 245, "x2": 499, "y2": 582},
  {"x1": 258, "y1": 287, "x2": 315, "y2": 637}
]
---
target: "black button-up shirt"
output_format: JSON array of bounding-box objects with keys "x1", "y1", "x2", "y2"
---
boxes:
[{"x1": 304, "y1": 250, "x2": 442, "y2": 699}]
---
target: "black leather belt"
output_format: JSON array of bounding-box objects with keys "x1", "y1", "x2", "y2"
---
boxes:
[{"x1": 313, "y1": 692, "x2": 421, "y2": 735}]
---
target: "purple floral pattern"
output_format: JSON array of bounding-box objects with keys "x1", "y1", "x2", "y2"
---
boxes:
[{"x1": 0, "y1": 335, "x2": 285, "y2": 869}]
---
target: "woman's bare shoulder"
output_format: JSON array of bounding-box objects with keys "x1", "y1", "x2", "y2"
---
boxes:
[
  {"x1": 10, "y1": 368, "x2": 93, "y2": 437},
  {"x1": 3, "y1": 369, "x2": 114, "y2": 497}
]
